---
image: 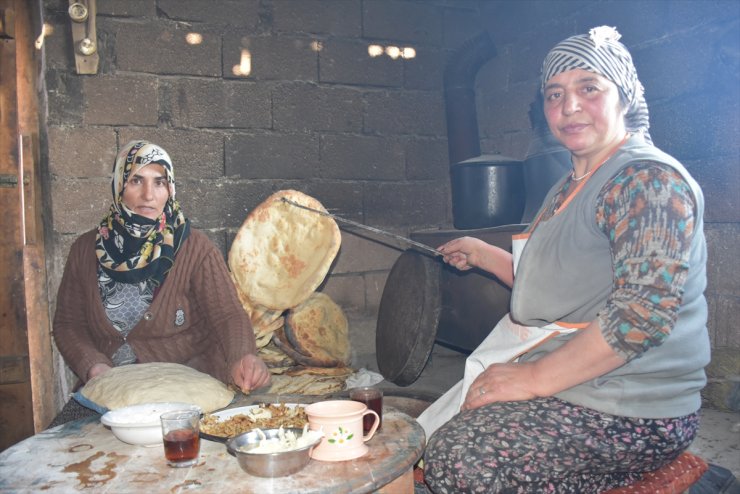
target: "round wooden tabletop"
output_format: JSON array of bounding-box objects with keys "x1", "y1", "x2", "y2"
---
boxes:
[{"x1": 0, "y1": 406, "x2": 425, "y2": 493}]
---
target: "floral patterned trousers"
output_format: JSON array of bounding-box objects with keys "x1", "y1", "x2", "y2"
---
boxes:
[{"x1": 423, "y1": 397, "x2": 699, "y2": 493}]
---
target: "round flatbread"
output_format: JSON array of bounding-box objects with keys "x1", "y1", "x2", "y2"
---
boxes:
[
  {"x1": 268, "y1": 374, "x2": 345, "y2": 396},
  {"x1": 284, "y1": 365, "x2": 354, "y2": 378},
  {"x1": 228, "y1": 190, "x2": 341, "y2": 310},
  {"x1": 258, "y1": 343, "x2": 297, "y2": 369},
  {"x1": 285, "y1": 292, "x2": 350, "y2": 366},
  {"x1": 80, "y1": 362, "x2": 235, "y2": 412}
]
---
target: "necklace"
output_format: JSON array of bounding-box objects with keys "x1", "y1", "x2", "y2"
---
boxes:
[
  {"x1": 570, "y1": 168, "x2": 594, "y2": 181},
  {"x1": 569, "y1": 133, "x2": 631, "y2": 183}
]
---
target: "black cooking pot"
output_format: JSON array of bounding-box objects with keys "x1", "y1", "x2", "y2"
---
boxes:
[{"x1": 450, "y1": 154, "x2": 525, "y2": 229}]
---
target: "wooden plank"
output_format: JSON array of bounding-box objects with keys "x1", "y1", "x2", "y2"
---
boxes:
[
  {"x1": 0, "y1": 0, "x2": 37, "y2": 450},
  {"x1": 14, "y1": 0, "x2": 55, "y2": 432},
  {"x1": 0, "y1": 355, "x2": 29, "y2": 384}
]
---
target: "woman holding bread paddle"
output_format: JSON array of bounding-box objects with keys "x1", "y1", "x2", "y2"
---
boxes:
[{"x1": 419, "y1": 26, "x2": 710, "y2": 493}]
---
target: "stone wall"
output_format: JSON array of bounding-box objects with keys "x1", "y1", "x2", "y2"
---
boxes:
[{"x1": 41, "y1": 0, "x2": 738, "y2": 408}]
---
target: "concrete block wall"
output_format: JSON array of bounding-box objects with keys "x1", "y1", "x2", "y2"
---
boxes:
[
  {"x1": 41, "y1": 0, "x2": 738, "y2": 407},
  {"x1": 42, "y1": 0, "x2": 468, "y2": 322}
]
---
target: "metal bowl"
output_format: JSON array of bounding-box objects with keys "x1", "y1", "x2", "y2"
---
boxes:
[{"x1": 226, "y1": 428, "x2": 322, "y2": 477}]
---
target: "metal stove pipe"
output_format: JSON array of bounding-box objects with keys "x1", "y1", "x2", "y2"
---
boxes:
[{"x1": 443, "y1": 31, "x2": 497, "y2": 166}]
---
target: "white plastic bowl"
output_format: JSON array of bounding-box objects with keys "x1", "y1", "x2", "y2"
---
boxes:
[{"x1": 101, "y1": 402, "x2": 201, "y2": 447}]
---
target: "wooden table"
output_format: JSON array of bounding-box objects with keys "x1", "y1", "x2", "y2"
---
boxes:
[{"x1": 0, "y1": 407, "x2": 425, "y2": 493}]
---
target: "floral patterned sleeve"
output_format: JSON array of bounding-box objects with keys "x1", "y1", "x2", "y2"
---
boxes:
[{"x1": 595, "y1": 162, "x2": 697, "y2": 361}]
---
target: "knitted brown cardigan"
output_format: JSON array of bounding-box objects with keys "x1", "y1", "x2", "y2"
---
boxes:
[{"x1": 53, "y1": 228, "x2": 257, "y2": 384}]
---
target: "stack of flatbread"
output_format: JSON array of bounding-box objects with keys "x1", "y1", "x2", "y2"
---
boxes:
[{"x1": 228, "y1": 190, "x2": 354, "y2": 395}]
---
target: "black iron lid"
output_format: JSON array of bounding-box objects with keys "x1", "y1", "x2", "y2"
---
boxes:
[{"x1": 376, "y1": 250, "x2": 441, "y2": 386}]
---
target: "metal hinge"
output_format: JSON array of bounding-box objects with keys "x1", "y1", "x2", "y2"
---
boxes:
[{"x1": 0, "y1": 173, "x2": 29, "y2": 188}]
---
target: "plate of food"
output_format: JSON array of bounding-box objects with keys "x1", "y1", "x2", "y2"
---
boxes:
[{"x1": 199, "y1": 403, "x2": 308, "y2": 443}]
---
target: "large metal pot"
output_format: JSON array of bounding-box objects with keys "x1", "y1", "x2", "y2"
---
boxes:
[{"x1": 450, "y1": 154, "x2": 525, "y2": 230}]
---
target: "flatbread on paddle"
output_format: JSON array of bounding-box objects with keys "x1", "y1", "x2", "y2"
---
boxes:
[
  {"x1": 272, "y1": 327, "x2": 344, "y2": 368},
  {"x1": 228, "y1": 190, "x2": 341, "y2": 310},
  {"x1": 80, "y1": 362, "x2": 234, "y2": 412},
  {"x1": 285, "y1": 292, "x2": 350, "y2": 366}
]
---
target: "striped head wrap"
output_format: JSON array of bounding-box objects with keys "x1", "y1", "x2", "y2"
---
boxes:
[{"x1": 541, "y1": 26, "x2": 652, "y2": 144}]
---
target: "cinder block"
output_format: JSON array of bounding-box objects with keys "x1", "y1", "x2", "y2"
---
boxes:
[
  {"x1": 509, "y1": 36, "x2": 556, "y2": 86},
  {"x1": 177, "y1": 179, "x2": 274, "y2": 229},
  {"x1": 405, "y1": 137, "x2": 449, "y2": 180},
  {"x1": 480, "y1": 130, "x2": 532, "y2": 162},
  {"x1": 705, "y1": 224, "x2": 740, "y2": 296},
  {"x1": 442, "y1": 5, "x2": 487, "y2": 49},
  {"x1": 46, "y1": 71, "x2": 84, "y2": 125},
  {"x1": 364, "y1": 90, "x2": 446, "y2": 136},
  {"x1": 634, "y1": 31, "x2": 713, "y2": 102},
  {"x1": 48, "y1": 232, "x2": 79, "y2": 301},
  {"x1": 118, "y1": 129, "x2": 224, "y2": 179},
  {"x1": 364, "y1": 270, "x2": 390, "y2": 315},
  {"x1": 477, "y1": 81, "x2": 536, "y2": 139},
  {"x1": 332, "y1": 231, "x2": 404, "y2": 274},
  {"x1": 707, "y1": 296, "x2": 740, "y2": 348},
  {"x1": 223, "y1": 34, "x2": 318, "y2": 81},
  {"x1": 477, "y1": 50, "x2": 514, "y2": 95},
  {"x1": 319, "y1": 39, "x2": 403, "y2": 87},
  {"x1": 48, "y1": 126, "x2": 117, "y2": 177},
  {"x1": 364, "y1": 181, "x2": 448, "y2": 227},
  {"x1": 702, "y1": 346, "x2": 740, "y2": 411},
  {"x1": 273, "y1": 83, "x2": 363, "y2": 133},
  {"x1": 651, "y1": 89, "x2": 740, "y2": 162},
  {"x1": 320, "y1": 134, "x2": 405, "y2": 180},
  {"x1": 225, "y1": 132, "x2": 320, "y2": 179},
  {"x1": 157, "y1": 0, "x2": 260, "y2": 28},
  {"x1": 96, "y1": 0, "x2": 157, "y2": 16},
  {"x1": 403, "y1": 46, "x2": 444, "y2": 91},
  {"x1": 362, "y1": 0, "x2": 443, "y2": 46},
  {"x1": 294, "y1": 181, "x2": 364, "y2": 221},
  {"x1": 198, "y1": 229, "x2": 229, "y2": 259},
  {"x1": 51, "y1": 178, "x2": 110, "y2": 234},
  {"x1": 82, "y1": 75, "x2": 158, "y2": 126},
  {"x1": 42, "y1": 14, "x2": 72, "y2": 71},
  {"x1": 167, "y1": 79, "x2": 271, "y2": 129},
  {"x1": 273, "y1": 0, "x2": 362, "y2": 36},
  {"x1": 685, "y1": 156, "x2": 740, "y2": 224},
  {"x1": 321, "y1": 274, "x2": 368, "y2": 313},
  {"x1": 114, "y1": 21, "x2": 221, "y2": 76}
]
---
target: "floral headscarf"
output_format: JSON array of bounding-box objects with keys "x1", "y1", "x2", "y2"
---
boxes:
[
  {"x1": 540, "y1": 26, "x2": 652, "y2": 144},
  {"x1": 95, "y1": 140, "x2": 190, "y2": 285}
]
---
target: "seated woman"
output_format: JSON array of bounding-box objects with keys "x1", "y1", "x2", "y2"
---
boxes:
[
  {"x1": 420, "y1": 26, "x2": 709, "y2": 493},
  {"x1": 51, "y1": 140, "x2": 269, "y2": 425}
]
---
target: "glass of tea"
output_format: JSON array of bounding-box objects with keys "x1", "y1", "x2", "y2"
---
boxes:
[
  {"x1": 349, "y1": 386, "x2": 383, "y2": 433},
  {"x1": 160, "y1": 410, "x2": 201, "y2": 467}
]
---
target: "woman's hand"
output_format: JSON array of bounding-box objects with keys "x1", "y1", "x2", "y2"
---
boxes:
[
  {"x1": 231, "y1": 354, "x2": 271, "y2": 393},
  {"x1": 437, "y1": 236, "x2": 487, "y2": 271},
  {"x1": 87, "y1": 363, "x2": 112, "y2": 381},
  {"x1": 461, "y1": 362, "x2": 539, "y2": 410},
  {"x1": 437, "y1": 236, "x2": 515, "y2": 287}
]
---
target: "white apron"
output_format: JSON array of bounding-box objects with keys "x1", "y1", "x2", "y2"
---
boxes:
[{"x1": 416, "y1": 234, "x2": 582, "y2": 437}]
